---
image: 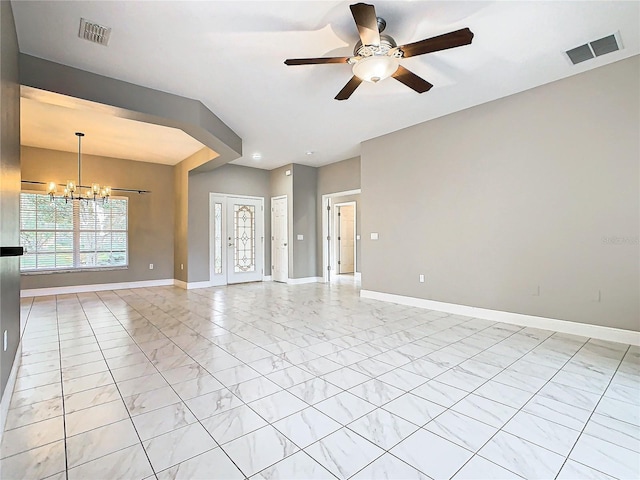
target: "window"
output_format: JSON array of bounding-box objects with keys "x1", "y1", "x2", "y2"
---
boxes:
[{"x1": 20, "y1": 192, "x2": 128, "y2": 272}]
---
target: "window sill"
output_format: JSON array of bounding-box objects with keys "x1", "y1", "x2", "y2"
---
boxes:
[{"x1": 21, "y1": 266, "x2": 128, "y2": 276}]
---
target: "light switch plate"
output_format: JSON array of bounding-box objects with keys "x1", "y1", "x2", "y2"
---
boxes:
[
  {"x1": 297, "y1": 234, "x2": 304, "y2": 240},
  {"x1": 356, "y1": 235, "x2": 361, "y2": 240},
  {"x1": 370, "y1": 233, "x2": 379, "y2": 240}
]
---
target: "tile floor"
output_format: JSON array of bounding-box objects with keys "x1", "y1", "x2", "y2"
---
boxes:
[{"x1": 1, "y1": 279, "x2": 639, "y2": 479}]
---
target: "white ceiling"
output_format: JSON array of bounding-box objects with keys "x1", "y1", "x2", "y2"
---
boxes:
[
  {"x1": 11, "y1": 1, "x2": 640, "y2": 170},
  {"x1": 21, "y1": 91, "x2": 206, "y2": 165}
]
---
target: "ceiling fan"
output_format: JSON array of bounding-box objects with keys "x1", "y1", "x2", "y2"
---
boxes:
[{"x1": 284, "y1": 2, "x2": 474, "y2": 100}]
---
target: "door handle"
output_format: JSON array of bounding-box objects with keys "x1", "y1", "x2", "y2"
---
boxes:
[
  {"x1": 228, "y1": 243, "x2": 233, "y2": 247},
  {"x1": 283, "y1": 243, "x2": 287, "y2": 247}
]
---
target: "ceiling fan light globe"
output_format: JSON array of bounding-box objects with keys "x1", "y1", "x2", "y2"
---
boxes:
[{"x1": 352, "y1": 55, "x2": 399, "y2": 83}]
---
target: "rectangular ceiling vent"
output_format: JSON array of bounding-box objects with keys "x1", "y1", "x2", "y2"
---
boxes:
[
  {"x1": 79, "y1": 18, "x2": 111, "y2": 46},
  {"x1": 565, "y1": 33, "x2": 621, "y2": 65}
]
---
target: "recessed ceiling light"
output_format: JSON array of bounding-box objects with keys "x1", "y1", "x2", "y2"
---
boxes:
[
  {"x1": 305, "y1": 151, "x2": 314, "y2": 156},
  {"x1": 252, "y1": 153, "x2": 262, "y2": 160}
]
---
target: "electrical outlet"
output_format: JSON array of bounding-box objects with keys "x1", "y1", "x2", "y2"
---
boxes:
[
  {"x1": 370, "y1": 232, "x2": 379, "y2": 240},
  {"x1": 297, "y1": 234, "x2": 304, "y2": 240},
  {"x1": 419, "y1": 274, "x2": 425, "y2": 283},
  {"x1": 3, "y1": 330, "x2": 7, "y2": 352},
  {"x1": 149, "y1": 263, "x2": 154, "y2": 270},
  {"x1": 181, "y1": 264, "x2": 184, "y2": 270}
]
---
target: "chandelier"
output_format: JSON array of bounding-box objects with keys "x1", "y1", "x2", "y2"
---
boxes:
[{"x1": 46, "y1": 132, "x2": 111, "y2": 202}]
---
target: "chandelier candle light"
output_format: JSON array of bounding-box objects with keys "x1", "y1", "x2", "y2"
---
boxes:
[{"x1": 46, "y1": 132, "x2": 111, "y2": 202}]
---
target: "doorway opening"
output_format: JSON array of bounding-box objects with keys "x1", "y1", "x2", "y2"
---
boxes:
[
  {"x1": 209, "y1": 194, "x2": 264, "y2": 286},
  {"x1": 321, "y1": 189, "x2": 361, "y2": 283}
]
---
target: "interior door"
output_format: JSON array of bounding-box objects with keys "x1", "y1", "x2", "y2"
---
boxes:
[
  {"x1": 271, "y1": 196, "x2": 288, "y2": 283},
  {"x1": 338, "y1": 204, "x2": 355, "y2": 274},
  {"x1": 210, "y1": 195, "x2": 264, "y2": 286}
]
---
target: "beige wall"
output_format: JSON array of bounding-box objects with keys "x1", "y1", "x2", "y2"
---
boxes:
[
  {"x1": 21, "y1": 147, "x2": 175, "y2": 288},
  {"x1": 361, "y1": 56, "x2": 640, "y2": 331}
]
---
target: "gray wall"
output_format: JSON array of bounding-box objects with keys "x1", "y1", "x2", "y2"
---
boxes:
[
  {"x1": 292, "y1": 164, "x2": 318, "y2": 279},
  {"x1": 361, "y1": 56, "x2": 640, "y2": 331},
  {"x1": 0, "y1": 0, "x2": 21, "y2": 397},
  {"x1": 316, "y1": 157, "x2": 361, "y2": 275},
  {"x1": 21, "y1": 147, "x2": 175, "y2": 288},
  {"x1": 188, "y1": 163, "x2": 272, "y2": 282}
]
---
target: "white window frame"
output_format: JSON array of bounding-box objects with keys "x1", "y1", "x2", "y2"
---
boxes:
[{"x1": 19, "y1": 191, "x2": 129, "y2": 273}]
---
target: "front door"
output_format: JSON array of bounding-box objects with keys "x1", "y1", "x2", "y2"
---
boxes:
[
  {"x1": 271, "y1": 196, "x2": 288, "y2": 283},
  {"x1": 210, "y1": 195, "x2": 264, "y2": 286}
]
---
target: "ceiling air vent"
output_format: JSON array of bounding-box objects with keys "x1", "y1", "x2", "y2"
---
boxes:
[
  {"x1": 78, "y1": 18, "x2": 111, "y2": 46},
  {"x1": 565, "y1": 33, "x2": 622, "y2": 65}
]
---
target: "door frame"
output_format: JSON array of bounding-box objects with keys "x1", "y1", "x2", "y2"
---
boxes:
[
  {"x1": 271, "y1": 195, "x2": 288, "y2": 283},
  {"x1": 209, "y1": 193, "x2": 265, "y2": 286},
  {"x1": 321, "y1": 189, "x2": 361, "y2": 283},
  {"x1": 334, "y1": 201, "x2": 357, "y2": 275}
]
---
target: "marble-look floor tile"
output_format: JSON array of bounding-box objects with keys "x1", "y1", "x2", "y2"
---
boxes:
[
  {"x1": 522, "y1": 395, "x2": 591, "y2": 431},
  {"x1": 161, "y1": 363, "x2": 209, "y2": 385},
  {"x1": 299, "y1": 357, "x2": 343, "y2": 376},
  {"x1": 411, "y1": 380, "x2": 468, "y2": 407},
  {"x1": 321, "y1": 367, "x2": 370, "y2": 390},
  {"x1": 478, "y1": 431, "x2": 565, "y2": 479},
  {"x1": 348, "y1": 379, "x2": 404, "y2": 406},
  {"x1": 144, "y1": 422, "x2": 217, "y2": 472},
  {"x1": 569, "y1": 433, "x2": 640, "y2": 480},
  {"x1": 4, "y1": 397, "x2": 63, "y2": 430},
  {"x1": 273, "y1": 407, "x2": 341, "y2": 448},
  {"x1": 584, "y1": 413, "x2": 640, "y2": 453},
  {"x1": 382, "y1": 393, "x2": 445, "y2": 426},
  {"x1": 214, "y1": 364, "x2": 262, "y2": 386},
  {"x1": 248, "y1": 356, "x2": 294, "y2": 375},
  {"x1": 503, "y1": 410, "x2": 581, "y2": 456},
  {"x1": 350, "y1": 358, "x2": 396, "y2": 377},
  {"x1": 288, "y1": 378, "x2": 342, "y2": 405},
  {"x1": 184, "y1": 388, "x2": 243, "y2": 420},
  {"x1": 156, "y1": 447, "x2": 244, "y2": 480},
  {"x1": 315, "y1": 391, "x2": 377, "y2": 425},
  {"x1": 252, "y1": 450, "x2": 335, "y2": 479},
  {"x1": 125, "y1": 386, "x2": 182, "y2": 416},
  {"x1": 110, "y1": 362, "x2": 158, "y2": 383},
  {"x1": 201, "y1": 404, "x2": 268, "y2": 445},
  {"x1": 63, "y1": 371, "x2": 114, "y2": 396},
  {"x1": 351, "y1": 452, "x2": 429, "y2": 480},
  {"x1": 376, "y1": 368, "x2": 428, "y2": 391},
  {"x1": 132, "y1": 402, "x2": 197, "y2": 441},
  {"x1": 117, "y1": 372, "x2": 169, "y2": 397},
  {"x1": 348, "y1": 408, "x2": 419, "y2": 450},
  {"x1": 435, "y1": 367, "x2": 487, "y2": 392},
  {"x1": 67, "y1": 443, "x2": 153, "y2": 480},
  {"x1": 425, "y1": 410, "x2": 497, "y2": 452},
  {"x1": 14, "y1": 369, "x2": 61, "y2": 392},
  {"x1": 231, "y1": 376, "x2": 282, "y2": 403},
  {"x1": 0, "y1": 439, "x2": 66, "y2": 480},
  {"x1": 66, "y1": 419, "x2": 140, "y2": 468},
  {"x1": 595, "y1": 396, "x2": 640, "y2": 426},
  {"x1": 266, "y1": 366, "x2": 316, "y2": 389},
  {"x1": 65, "y1": 399, "x2": 129, "y2": 437},
  {"x1": 222, "y1": 425, "x2": 299, "y2": 477},
  {"x1": 538, "y1": 381, "x2": 601, "y2": 411},
  {"x1": 0, "y1": 416, "x2": 64, "y2": 459},
  {"x1": 474, "y1": 380, "x2": 533, "y2": 409},
  {"x1": 9, "y1": 382, "x2": 62, "y2": 409},
  {"x1": 452, "y1": 394, "x2": 517, "y2": 428},
  {"x1": 604, "y1": 382, "x2": 640, "y2": 405},
  {"x1": 391, "y1": 429, "x2": 474, "y2": 479},
  {"x1": 171, "y1": 374, "x2": 224, "y2": 400},
  {"x1": 556, "y1": 459, "x2": 617, "y2": 480},
  {"x1": 305, "y1": 427, "x2": 384, "y2": 480},
  {"x1": 452, "y1": 454, "x2": 524, "y2": 479},
  {"x1": 248, "y1": 390, "x2": 308, "y2": 423}
]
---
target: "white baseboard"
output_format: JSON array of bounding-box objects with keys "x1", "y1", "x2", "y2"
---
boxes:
[
  {"x1": 355, "y1": 272, "x2": 362, "y2": 280},
  {"x1": 360, "y1": 290, "x2": 640, "y2": 346},
  {"x1": 263, "y1": 276, "x2": 272, "y2": 281},
  {"x1": 21, "y1": 279, "x2": 175, "y2": 297},
  {"x1": 287, "y1": 277, "x2": 323, "y2": 285},
  {"x1": 174, "y1": 280, "x2": 214, "y2": 290},
  {"x1": 0, "y1": 341, "x2": 22, "y2": 443}
]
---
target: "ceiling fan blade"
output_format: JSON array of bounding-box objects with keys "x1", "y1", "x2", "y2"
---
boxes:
[
  {"x1": 284, "y1": 57, "x2": 350, "y2": 66},
  {"x1": 399, "y1": 28, "x2": 474, "y2": 58},
  {"x1": 335, "y1": 76, "x2": 363, "y2": 101},
  {"x1": 392, "y1": 66, "x2": 433, "y2": 93},
  {"x1": 350, "y1": 3, "x2": 380, "y2": 46}
]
